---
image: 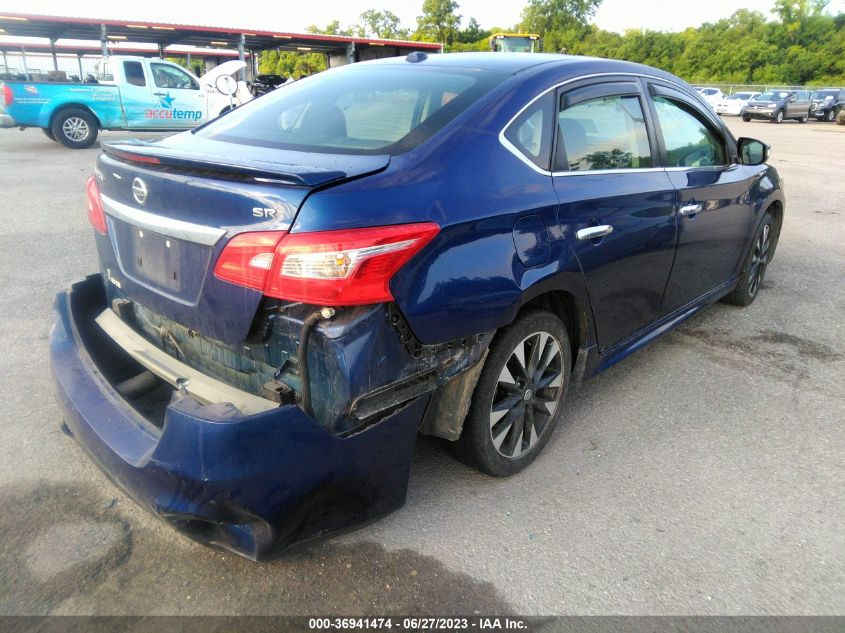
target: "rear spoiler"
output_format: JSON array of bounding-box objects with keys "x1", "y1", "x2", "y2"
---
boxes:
[{"x1": 102, "y1": 141, "x2": 346, "y2": 187}]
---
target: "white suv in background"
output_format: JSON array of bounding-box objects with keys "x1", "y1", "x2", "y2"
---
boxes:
[
  {"x1": 716, "y1": 91, "x2": 762, "y2": 116},
  {"x1": 696, "y1": 87, "x2": 726, "y2": 109}
]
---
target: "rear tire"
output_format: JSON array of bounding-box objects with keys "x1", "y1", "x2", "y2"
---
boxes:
[
  {"x1": 452, "y1": 310, "x2": 571, "y2": 477},
  {"x1": 799, "y1": 115, "x2": 808, "y2": 123},
  {"x1": 723, "y1": 213, "x2": 775, "y2": 307},
  {"x1": 51, "y1": 108, "x2": 98, "y2": 149}
]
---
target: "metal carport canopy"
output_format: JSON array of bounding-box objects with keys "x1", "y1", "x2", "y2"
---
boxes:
[{"x1": 0, "y1": 12, "x2": 442, "y2": 55}]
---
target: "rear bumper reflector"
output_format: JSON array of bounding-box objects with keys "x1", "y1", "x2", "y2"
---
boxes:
[{"x1": 95, "y1": 308, "x2": 278, "y2": 416}]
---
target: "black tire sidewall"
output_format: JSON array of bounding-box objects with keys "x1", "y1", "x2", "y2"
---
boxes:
[
  {"x1": 456, "y1": 310, "x2": 572, "y2": 477},
  {"x1": 726, "y1": 213, "x2": 774, "y2": 307},
  {"x1": 51, "y1": 109, "x2": 98, "y2": 149}
]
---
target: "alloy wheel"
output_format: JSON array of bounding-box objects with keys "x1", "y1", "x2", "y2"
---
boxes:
[
  {"x1": 489, "y1": 331, "x2": 563, "y2": 459},
  {"x1": 62, "y1": 117, "x2": 90, "y2": 142},
  {"x1": 748, "y1": 223, "x2": 771, "y2": 298}
]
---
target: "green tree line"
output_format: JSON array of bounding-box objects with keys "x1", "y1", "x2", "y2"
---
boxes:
[{"x1": 258, "y1": 0, "x2": 845, "y2": 85}]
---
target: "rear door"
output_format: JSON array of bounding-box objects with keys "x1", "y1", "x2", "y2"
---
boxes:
[
  {"x1": 147, "y1": 61, "x2": 207, "y2": 128},
  {"x1": 644, "y1": 80, "x2": 754, "y2": 313},
  {"x1": 552, "y1": 78, "x2": 677, "y2": 352}
]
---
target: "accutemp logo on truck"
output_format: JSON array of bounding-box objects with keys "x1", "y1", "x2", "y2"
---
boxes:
[{"x1": 144, "y1": 92, "x2": 202, "y2": 121}]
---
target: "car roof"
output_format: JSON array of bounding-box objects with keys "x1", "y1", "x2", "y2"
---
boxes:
[{"x1": 367, "y1": 52, "x2": 687, "y2": 83}]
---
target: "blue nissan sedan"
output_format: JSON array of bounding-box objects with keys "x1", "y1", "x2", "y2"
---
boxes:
[{"x1": 50, "y1": 53, "x2": 784, "y2": 559}]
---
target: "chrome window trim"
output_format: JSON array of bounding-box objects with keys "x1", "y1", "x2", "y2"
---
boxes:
[
  {"x1": 498, "y1": 71, "x2": 722, "y2": 177},
  {"x1": 101, "y1": 194, "x2": 228, "y2": 246}
]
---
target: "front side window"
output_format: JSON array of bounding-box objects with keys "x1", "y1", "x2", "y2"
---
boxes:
[
  {"x1": 197, "y1": 66, "x2": 506, "y2": 155},
  {"x1": 556, "y1": 94, "x2": 652, "y2": 172},
  {"x1": 503, "y1": 92, "x2": 554, "y2": 170},
  {"x1": 123, "y1": 61, "x2": 146, "y2": 87},
  {"x1": 151, "y1": 63, "x2": 198, "y2": 90},
  {"x1": 652, "y1": 96, "x2": 726, "y2": 168}
]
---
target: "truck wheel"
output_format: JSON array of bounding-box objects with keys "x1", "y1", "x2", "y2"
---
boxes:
[
  {"x1": 826, "y1": 109, "x2": 835, "y2": 122},
  {"x1": 51, "y1": 108, "x2": 98, "y2": 149},
  {"x1": 452, "y1": 310, "x2": 571, "y2": 477},
  {"x1": 42, "y1": 127, "x2": 57, "y2": 142}
]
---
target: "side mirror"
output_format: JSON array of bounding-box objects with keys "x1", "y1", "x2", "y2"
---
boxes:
[
  {"x1": 788, "y1": 96, "x2": 796, "y2": 103},
  {"x1": 737, "y1": 137, "x2": 769, "y2": 166},
  {"x1": 215, "y1": 74, "x2": 238, "y2": 96}
]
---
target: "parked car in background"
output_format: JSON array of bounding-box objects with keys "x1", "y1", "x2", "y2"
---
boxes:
[
  {"x1": 742, "y1": 89, "x2": 812, "y2": 123},
  {"x1": 811, "y1": 88, "x2": 845, "y2": 122},
  {"x1": 715, "y1": 91, "x2": 761, "y2": 115},
  {"x1": 696, "y1": 86, "x2": 726, "y2": 108},
  {"x1": 51, "y1": 53, "x2": 784, "y2": 559},
  {"x1": 0, "y1": 56, "x2": 251, "y2": 148}
]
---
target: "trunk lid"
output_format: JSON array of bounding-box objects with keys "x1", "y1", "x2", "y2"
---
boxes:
[{"x1": 96, "y1": 134, "x2": 389, "y2": 344}]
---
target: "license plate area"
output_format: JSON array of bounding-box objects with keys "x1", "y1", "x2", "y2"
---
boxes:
[{"x1": 127, "y1": 226, "x2": 182, "y2": 292}]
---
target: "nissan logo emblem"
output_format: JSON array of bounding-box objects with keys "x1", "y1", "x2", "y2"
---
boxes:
[{"x1": 132, "y1": 178, "x2": 148, "y2": 205}]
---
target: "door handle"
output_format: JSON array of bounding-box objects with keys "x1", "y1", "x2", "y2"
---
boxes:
[
  {"x1": 576, "y1": 225, "x2": 614, "y2": 241},
  {"x1": 680, "y1": 203, "x2": 703, "y2": 217}
]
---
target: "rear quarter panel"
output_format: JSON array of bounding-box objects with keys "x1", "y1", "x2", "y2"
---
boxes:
[{"x1": 4, "y1": 81, "x2": 124, "y2": 128}]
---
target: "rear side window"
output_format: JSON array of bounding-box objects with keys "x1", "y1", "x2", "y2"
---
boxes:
[
  {"x1": 556, "y1": 95, "x2": 652, "y2": 172},
  {"x1": 652, "y1": 96, "x2": 726, "y2": 168},
  {"x1": 123, "y1": 61, "x2": 146, "y2": 87},
  {"x1": 503, "y1": 92, "x2": 554, "y2": 170},
  {"x1": 196, "y1": 66, "x2": 506, "y2": 155}
]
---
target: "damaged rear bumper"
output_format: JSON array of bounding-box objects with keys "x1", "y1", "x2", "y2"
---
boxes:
[{"x1": 49, "y1": 275, "x2": 427, "y2": 559}]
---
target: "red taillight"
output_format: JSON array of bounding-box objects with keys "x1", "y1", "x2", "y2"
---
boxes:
[
  {"x1": 1, "y1": 85, "x2": 12, "y2": 107},
  {"x1": 213, "y1": 223, "x2": 440, "y2": 306},
  {"x1": 86, "y1": 175, "x2": 107, "y2": 234},
  {"x1": 213, "y1": 231, "x2": 286, "y2": 290}
]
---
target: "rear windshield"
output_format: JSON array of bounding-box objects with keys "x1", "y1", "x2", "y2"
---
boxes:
[{"x1": 195, "y1": 64, "x2": 506, "y2": 155}]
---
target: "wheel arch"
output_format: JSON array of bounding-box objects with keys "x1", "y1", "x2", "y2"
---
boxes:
[
  {"x1": 49, "y1": 103, "x2": 102, "y2": 130},
  {"x1": 517, "y1": 290, "x2": 588, "y2": 374}
]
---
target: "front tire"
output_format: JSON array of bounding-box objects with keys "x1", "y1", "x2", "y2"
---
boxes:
[
  {"x1": 453, "y1": 310, "x2": 571, "y2": 477},
  {"x1": 724, "y1": 213, "x2": 775, "y2": 307},
  {"x1": 41, "y1": 127, "x2": 57, "y2": 142},
  {"x1": 742, "y1": 114, "x2": 751, "y2": 122},
  {"x1": 51, "y1": 108, "x2": 98, "y2": 149},
  {"x1": 826, "y1": 109, "x2": 836, "y2": 122},
  {"x1": 773, "y1": 110, "x2": 784, "y2": 124}
]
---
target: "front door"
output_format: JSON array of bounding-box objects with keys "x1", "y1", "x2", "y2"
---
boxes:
[
  {"x1": 552, "y1": 79, "x2": 677, "y2": 352},
  {"x1": 645, "y1": 81, "x2": 755, "y2": 313},
  {"x1": 789, "y1": 90, "x2": 812, "y2": 119},
  {"x1": 147, "y1": 62, "x2": 207, "y2": 128},
  {"x1": 119, "y1": 60, "x2": 154, "y2": 127}
]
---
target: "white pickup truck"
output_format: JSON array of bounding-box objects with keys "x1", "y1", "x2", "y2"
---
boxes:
[{"x1": 0, "y1": 55, "x2": 252, "y2": 148}]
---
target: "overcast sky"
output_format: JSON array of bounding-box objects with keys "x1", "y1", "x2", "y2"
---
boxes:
[{"x1": 1, "y1": 0, "x2": 844, "y2": 34}]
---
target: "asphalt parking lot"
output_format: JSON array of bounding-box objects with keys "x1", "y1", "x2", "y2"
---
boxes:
[{"x1": 0, "y1": 117, "x2": 843, "y2": 616}]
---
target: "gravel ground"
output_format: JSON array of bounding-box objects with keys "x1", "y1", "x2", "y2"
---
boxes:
[{"x1": 0, "y1": 117, "x2": 842, "y2": 616}]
